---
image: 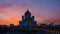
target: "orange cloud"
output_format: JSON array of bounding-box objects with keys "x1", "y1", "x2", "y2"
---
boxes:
[
  {"x1": 0, "y1": 19, "x2": 9, "y2": 25},
  {"x1": 0, "y1": 16, "x2": 21, "y2": 26},
  {"x1": 8, "y1": 16, "x2": 21, "y2": 26}
]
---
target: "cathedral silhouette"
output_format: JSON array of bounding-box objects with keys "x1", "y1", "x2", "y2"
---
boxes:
[
  {"x1": 19, "y1": 10, "x2": 37, "y2": 29},
  {"x1": 0, "y1": 10, "x2": 60, "y2": 34}
]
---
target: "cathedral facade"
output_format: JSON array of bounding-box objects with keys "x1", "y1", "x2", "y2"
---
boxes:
[{"x1": 19, "y1": 10, "x2": 37, "y2": 29}]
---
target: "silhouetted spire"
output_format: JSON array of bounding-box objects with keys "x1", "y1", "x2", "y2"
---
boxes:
[{"x1": 25, "y1": 9, "x2": 31, "y2": 15}]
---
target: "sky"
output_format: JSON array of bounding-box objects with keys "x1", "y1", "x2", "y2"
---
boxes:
[{"x1": 0, "y1": 0, "x2": 60, "y2": 26}]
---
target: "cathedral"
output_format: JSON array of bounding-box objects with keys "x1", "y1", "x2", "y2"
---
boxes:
[{"x1": 19, "y1": 10, "x2": 37, "y2": 29}]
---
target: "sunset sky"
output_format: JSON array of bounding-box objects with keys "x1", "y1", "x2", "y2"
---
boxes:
[{"x1": 0, "y1": 0, "x2": 60, "y2": 26}]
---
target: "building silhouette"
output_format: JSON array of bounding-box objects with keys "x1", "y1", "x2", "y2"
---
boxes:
[
  {"x1": 0, "y1": 10, "x2": 60, "y2": 34},
  {"x1": 9, "y1": 24, "x2": 14, "y2": 29},
  {"x1": 19, "y1": 10, "x2": 37, "y2": 29}
]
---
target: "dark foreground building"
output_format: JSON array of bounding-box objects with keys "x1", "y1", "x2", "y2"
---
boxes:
[{"x1": 19, "y1": 10, "x2": 37, "y2": 29}]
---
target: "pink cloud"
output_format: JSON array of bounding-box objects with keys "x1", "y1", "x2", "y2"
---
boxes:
[{"x1": 0, "y1": 3, "x2": 13, "y2": 8}]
